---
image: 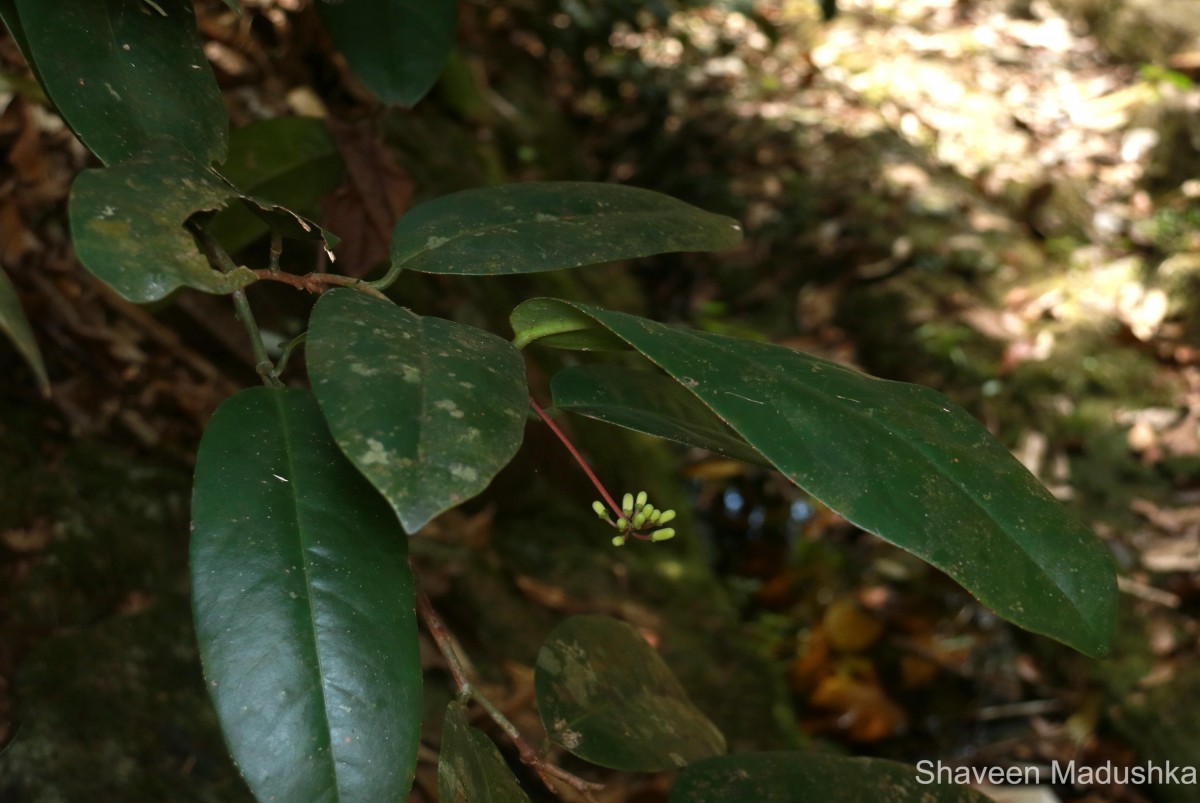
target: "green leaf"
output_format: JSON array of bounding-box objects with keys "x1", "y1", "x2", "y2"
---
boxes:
[
  {"x1": 551, "y1": 364, "x2": 767, "y2": 465},
  {"x1": 14, "y1": 0, "x2": 227, "y2": 166},
  {"x1": 69, "y1": 150, "x2": 257, "y2": 303},
  {"x1": 390, "y1": 182, "x2": 743, "y2": 276},
  {"x1": 316, "y1": 0, "x2": 457, "y2": 107},
  {"x1": 191, "y1": 387, "x2": 422, "y2": 803},
  {"x1": 509, "y1": 298, "x2": 630, "y2": 351},
  {"x1": 670, "y1": 752, "x2": 994, "y2": 803},
  {"x1": 438, "y1": 702, "x2": 531, "y2": 803},
  {"x1": 0, "y1": 267, "x2": 49, "y2": 395},
  {"x1": 308, "y1": 289, "x2": 528, "y2": 533},
  {"x1": 517, "y1": 300, "x2": 1118, "y2": 658},
  {"x1": 208, "y1": 117, "x2": 345, "y2": 254},
  {"x1": 535, "y1": 615, "x2": 726, "y2": 772}
]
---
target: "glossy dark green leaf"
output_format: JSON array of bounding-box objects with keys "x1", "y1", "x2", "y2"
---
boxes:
[
  {"x1": 551, "y1": 364, "x2": 767, "y2": 465},
  {"x1": 535, "y1": 615, "x2": 725, "y2": 772},
  {"x1": 671, "y1": 752, "x2": 994, "y2": 803},
  {"x1": 390, "y1": 182, "x2": 743, "y2": 276},
  {"x1": 308, "y1": 289, "x2": 528, "y2": 533},
  {"x1": 14, "y1": 0, "x2": 227, "y2": 166},
  {"x1": 69, "y1": 150, "x2": 257, "y2": 302},
  {"x1": 208, "y1": 117, "x2": 345, "y2": 253},
  {"x1": 515, "y1": 300, "x2": 1117, "y2": 658},
  {"x1": 316, "y1": 0, "x2": 457, "y2": 107},
  {"x1": 0, "y1": 267, "x2": 49, "y2": 395},
  {"x1": 438, "y1": 702, "x2": 530, "y2": 803},
  {"x1": 192, "y1": 387, "x2": 422, "y2": 803}
]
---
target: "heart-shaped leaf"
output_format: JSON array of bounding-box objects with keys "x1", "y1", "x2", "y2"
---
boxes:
[
  {"x1": 0, "y1": 267, "x2": 49, "y2": 395},
  {"x1": 389, "y1": 182, "x2": 743, "y2": 278},
  {"x1": 438, "y1": 702, "x2": 530, "y2": 803},
  {"x1": 551, "y1": 364, "x2": 766, "y2": 465},
  {"x1": 14, "y1": 0, "x2": 227, "y2": 166},
  {"x1": 535, "y1": 615, "x2": 726, "y2": 772},
  {"x1": 512, "y1": 300, "x2": 1118, "y2": 658},
  {"x1": 208, "y1": 117, "x2": 345, "y2": 254},
  {"x1": 308, "y1": 289, "x2": 528, "y2": 533},
  {"x1": 316, "y1": 0, "x2": 457, "y2": 107},
  {"x1": 191, "y1": 387, "x2": 422, "y2": 803},
  {"x1": 69, "y1": 150, "x2": 257, "y2": 302},
  {"x1": 670, "y1": 752, "x2": 994, "y2": 802}
]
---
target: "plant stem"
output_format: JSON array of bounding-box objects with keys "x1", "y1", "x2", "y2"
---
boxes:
[
  {"x1": 193, "y1": 226, "x2": 282, "y2": 387},
  {"x1": 413, "y1": 571, "x2": 604, "y2": 801},
  {"x1": 252, "y1": 269, "x2": 389, "y2": 301},
  {"x1": 528, "y1": 397, "x2": 623, "y2": 520},
  {"x1": 232, "y1": 289, "x2": 282, "y2": 386}
]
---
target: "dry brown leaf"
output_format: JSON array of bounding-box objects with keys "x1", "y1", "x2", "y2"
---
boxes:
[{"x1": 322, "y1": 120, "x2": 414, "y2": 277}]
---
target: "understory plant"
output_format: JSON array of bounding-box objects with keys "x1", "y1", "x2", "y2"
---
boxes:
[{"x1": 0, "y1": 1, "x2": 1117, "y2": 801}]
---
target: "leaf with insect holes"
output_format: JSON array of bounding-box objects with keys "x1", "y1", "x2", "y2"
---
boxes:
[
  {"x1": 69, "y1": 149, "x2": 257, "y2": 302},
  {"x1": 208, "y1": 116, "x2": 345, "y2": 254}
]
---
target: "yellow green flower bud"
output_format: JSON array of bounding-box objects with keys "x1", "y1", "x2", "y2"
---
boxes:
[
  {"x1": 658, "y1": 509, "x2": 676, "y2": 525},
  {"x1": 612, "y1": 535, "x2": 626, "y2": 547},
  {"x1": 592, "y1": 501, "x2": 608, "y2": 519},
  {"x1": 651, "y1": 528, "x2": 676, "y2": 542},
  {"x1": 635, "y1": 490, "x2": 648, "y2": 509},
  {"x1": 617, "y1": 517, "x2": 629, "y2": 532},
  {"x1": 622, "y1": 493, "x2": 634, "y2": 517},
  {"x1": 633, "y1": 511, "x2": 648, "y2": 529}
]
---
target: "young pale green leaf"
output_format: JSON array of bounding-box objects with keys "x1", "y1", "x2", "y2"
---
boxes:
[
  {"x1": 438, "y1": 702, "x2": 531, "y2": 803},
  {"x1": 208, "y1": 117, "x2": 345, "y2": 254},
  {"x1": 14, "y1": 0, "x2": 227, "y2": 166},
  {"x1": 535, "y1": 615, "x2": 726, "y2": 772},
  {"x1": 308, "y1": 289, "x2": 528, "y2": 534},
  {"x1": 191, "y1": 387, "x2": 422, "y2": 803},
  {"x1": 69, "y1": 150, "x2": 257, "y2": 302},
  {"x1": 316, "y1": 0, "x2": 457, "y2": 107},
  {"x1": 670, "y1": 752, "x2": 994, "y2": 803},
  {"x1": 0, "y1": 267, "x2": 49, "y2": 395},
  {"x1": 390, "y1": 182, "x2": 743, "y2": 277},
  {"x1": 522, "y1": 300, "x2": 1118, "y2": 658},
  {"x1": 510, "y1": 298, "x2": 629, "y2": 351},
  {"x1": 551, "y1": 364, "x2": 767, "y2": 465}
]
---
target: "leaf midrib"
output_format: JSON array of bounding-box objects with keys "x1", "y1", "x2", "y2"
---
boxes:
[
  {"x1": 271, "y1": 391, "x2": 341, "y2": 795},
  {"x1": 396, "y1": 209, "x2": 722, "y2": 269},
  {"x1": 584, "y1": 305, "x2": 1099, "y2": 636}
]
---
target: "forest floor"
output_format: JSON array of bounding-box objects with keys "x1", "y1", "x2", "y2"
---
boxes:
[{"x1": 3, "y1": 0, "x2": 1200, "y2": 801}]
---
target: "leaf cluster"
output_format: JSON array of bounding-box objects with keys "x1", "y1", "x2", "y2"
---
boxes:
[{"x1": 0, "y1": 2, "x2": 1116, "y2": 801}]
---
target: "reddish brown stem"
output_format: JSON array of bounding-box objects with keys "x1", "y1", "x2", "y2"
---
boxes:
[
  {"x1": 413, "y1": 571, "x2": 603, "y2": 801},
  {"x1": 251, "y1": 269, "x2": 389, "y2": 300},
  {"x1": 528, "y1": 397, "x2": 625, "y2": 520}
]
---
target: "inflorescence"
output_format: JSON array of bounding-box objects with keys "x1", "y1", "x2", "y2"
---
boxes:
[{"x1": 592, "y1": 491, "x2": 677, "y2": 546}]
